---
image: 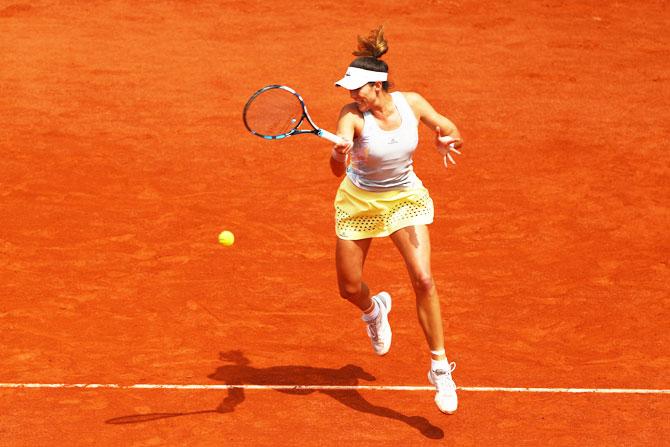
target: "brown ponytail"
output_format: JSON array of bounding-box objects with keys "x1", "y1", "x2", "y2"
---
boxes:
[
  {"x1": 349, "y1": 25, "x2": 390, "y2": 90},
  {"x1": 353, "y1": 25, "x2": 388, "y2": 59}
]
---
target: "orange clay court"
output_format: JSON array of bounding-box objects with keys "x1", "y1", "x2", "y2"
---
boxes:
[{"x1": 1, "y1": 1, "x2": 668, "y2": 445}]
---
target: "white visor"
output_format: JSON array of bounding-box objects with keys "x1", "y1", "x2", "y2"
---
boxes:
[{"x1": 334, "y1": 66, "x2": 388, "y2": 90}]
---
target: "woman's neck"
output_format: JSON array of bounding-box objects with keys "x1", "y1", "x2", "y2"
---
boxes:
[{"x1": 370, "y1": 91, "x2": 395, "y2": 119}]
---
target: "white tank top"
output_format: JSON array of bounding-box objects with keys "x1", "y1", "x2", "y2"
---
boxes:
[{"x1": 346, "y1": 92, "x2": 421, "y2": 191}]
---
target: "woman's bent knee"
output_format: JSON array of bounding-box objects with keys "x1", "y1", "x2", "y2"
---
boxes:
[{"x1": 338, "y1": 283, "x2": 362, "y2": 301}]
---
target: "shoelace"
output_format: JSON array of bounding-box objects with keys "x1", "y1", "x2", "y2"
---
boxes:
[
  {"x1": 367, "y1": 315, "x2": 381, "y2": 341},
  {"x1": 432, "y1": 362, "x2": 457, "y2": 390}
]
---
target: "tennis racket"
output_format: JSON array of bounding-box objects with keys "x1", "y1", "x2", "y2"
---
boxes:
[{"x1": 243, "y1": 85, "x2": 344, "y2": 145}]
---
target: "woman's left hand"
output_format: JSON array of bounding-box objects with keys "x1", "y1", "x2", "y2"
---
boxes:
[{"x1": 435, "y1": 126, "x2": 462, "y2": 168}]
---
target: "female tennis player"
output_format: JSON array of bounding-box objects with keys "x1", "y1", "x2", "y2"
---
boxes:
[{"x1": 330, "y1": 26, "x2": 462, "y2": 414}]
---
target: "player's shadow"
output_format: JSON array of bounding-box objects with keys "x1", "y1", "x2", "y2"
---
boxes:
[{"x1": 106, "y1": 350, "x2": 444, "y2": 439}]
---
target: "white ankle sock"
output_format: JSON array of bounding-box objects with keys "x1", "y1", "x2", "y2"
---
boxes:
[{"x1": 362, "y1": 300, "x2": 379, "y2": 321}]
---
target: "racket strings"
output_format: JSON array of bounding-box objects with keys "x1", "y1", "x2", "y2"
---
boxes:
[{"x1": 244, "y1": 89, "x2": 303, "y2": 137}]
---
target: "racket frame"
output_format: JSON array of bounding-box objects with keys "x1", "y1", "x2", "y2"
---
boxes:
[{"x1": 243, "y1": 84, "x2": 343, "y2": 144}]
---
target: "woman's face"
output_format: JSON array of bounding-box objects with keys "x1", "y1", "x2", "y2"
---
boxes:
[{"x1": 349, "y1": 82, "x2": 378, "y2": 112}]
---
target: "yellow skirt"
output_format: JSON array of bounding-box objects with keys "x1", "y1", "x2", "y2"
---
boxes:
[{"x1": 334, "y1": 176, "x2": 434, "y2": 240}]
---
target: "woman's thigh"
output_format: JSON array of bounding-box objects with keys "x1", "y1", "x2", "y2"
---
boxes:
[
  {"x1": 335, "y1": 237, "x2": 372, "y2": 289},
  {"x1": 389, "y1": 225, "x2": 433, "y2": 282}
]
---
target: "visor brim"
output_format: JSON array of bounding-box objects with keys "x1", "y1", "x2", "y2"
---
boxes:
[{"x1": 334, "y1": 77, "x2": 369, "y2": 90}]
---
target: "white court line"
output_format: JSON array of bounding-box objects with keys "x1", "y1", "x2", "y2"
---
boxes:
[{"x1": 0, "y1": 383, "x2": 668, "y2": 394}]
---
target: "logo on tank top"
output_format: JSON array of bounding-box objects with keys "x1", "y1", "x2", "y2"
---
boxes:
[{"x1": 388, "y1": 137, "x2": 399, "y2": 144}]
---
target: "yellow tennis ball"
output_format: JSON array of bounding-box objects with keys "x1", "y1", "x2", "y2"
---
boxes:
[{"x1": 218, "y1": 230, "x2": 234, "y2": 246}]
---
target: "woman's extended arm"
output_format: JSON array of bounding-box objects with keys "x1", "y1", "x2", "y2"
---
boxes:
[{"x1": 330, "y1": 105, "x2": 358, "y2": 176}]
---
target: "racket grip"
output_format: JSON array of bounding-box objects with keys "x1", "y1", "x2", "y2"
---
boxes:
[{"x1": 318, "y1": 129, "x2": 345, "y2": 145}]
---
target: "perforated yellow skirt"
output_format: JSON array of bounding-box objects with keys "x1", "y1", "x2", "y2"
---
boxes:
[{"x1": 334, "y1": 176, "x2": 434, "y2": 240}]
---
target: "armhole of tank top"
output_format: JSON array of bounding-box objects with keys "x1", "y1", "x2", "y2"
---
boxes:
[{"x1": 401, "y1": 93, "x2": 419, "y2": 127}]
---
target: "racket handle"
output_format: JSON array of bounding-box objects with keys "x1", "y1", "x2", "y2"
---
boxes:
[{"x1": 317, "y1": 129, "x2": 345, "y2": 145}]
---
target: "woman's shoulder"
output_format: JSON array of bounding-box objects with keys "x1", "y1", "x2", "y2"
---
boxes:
[
  {"x1": 340, "y1": 102, "x2": 361, "y2": 112},
  {"x1": 339, "y1": 102, "x2": 364, "y2": 119},
  {"x1": 395, "y1": 91, "x2": 425, "y2": 105},
  {"x1": 395, "y1": 91, "x2": 432, "y2": 118}
]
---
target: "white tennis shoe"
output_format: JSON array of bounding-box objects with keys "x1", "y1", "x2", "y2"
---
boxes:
[
  {"x1": 362, "y1": 291, "x2": 392, "y2": 356},
  {"x1": 427, "y1": 362, "x2": 458, "y2": 414}
]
